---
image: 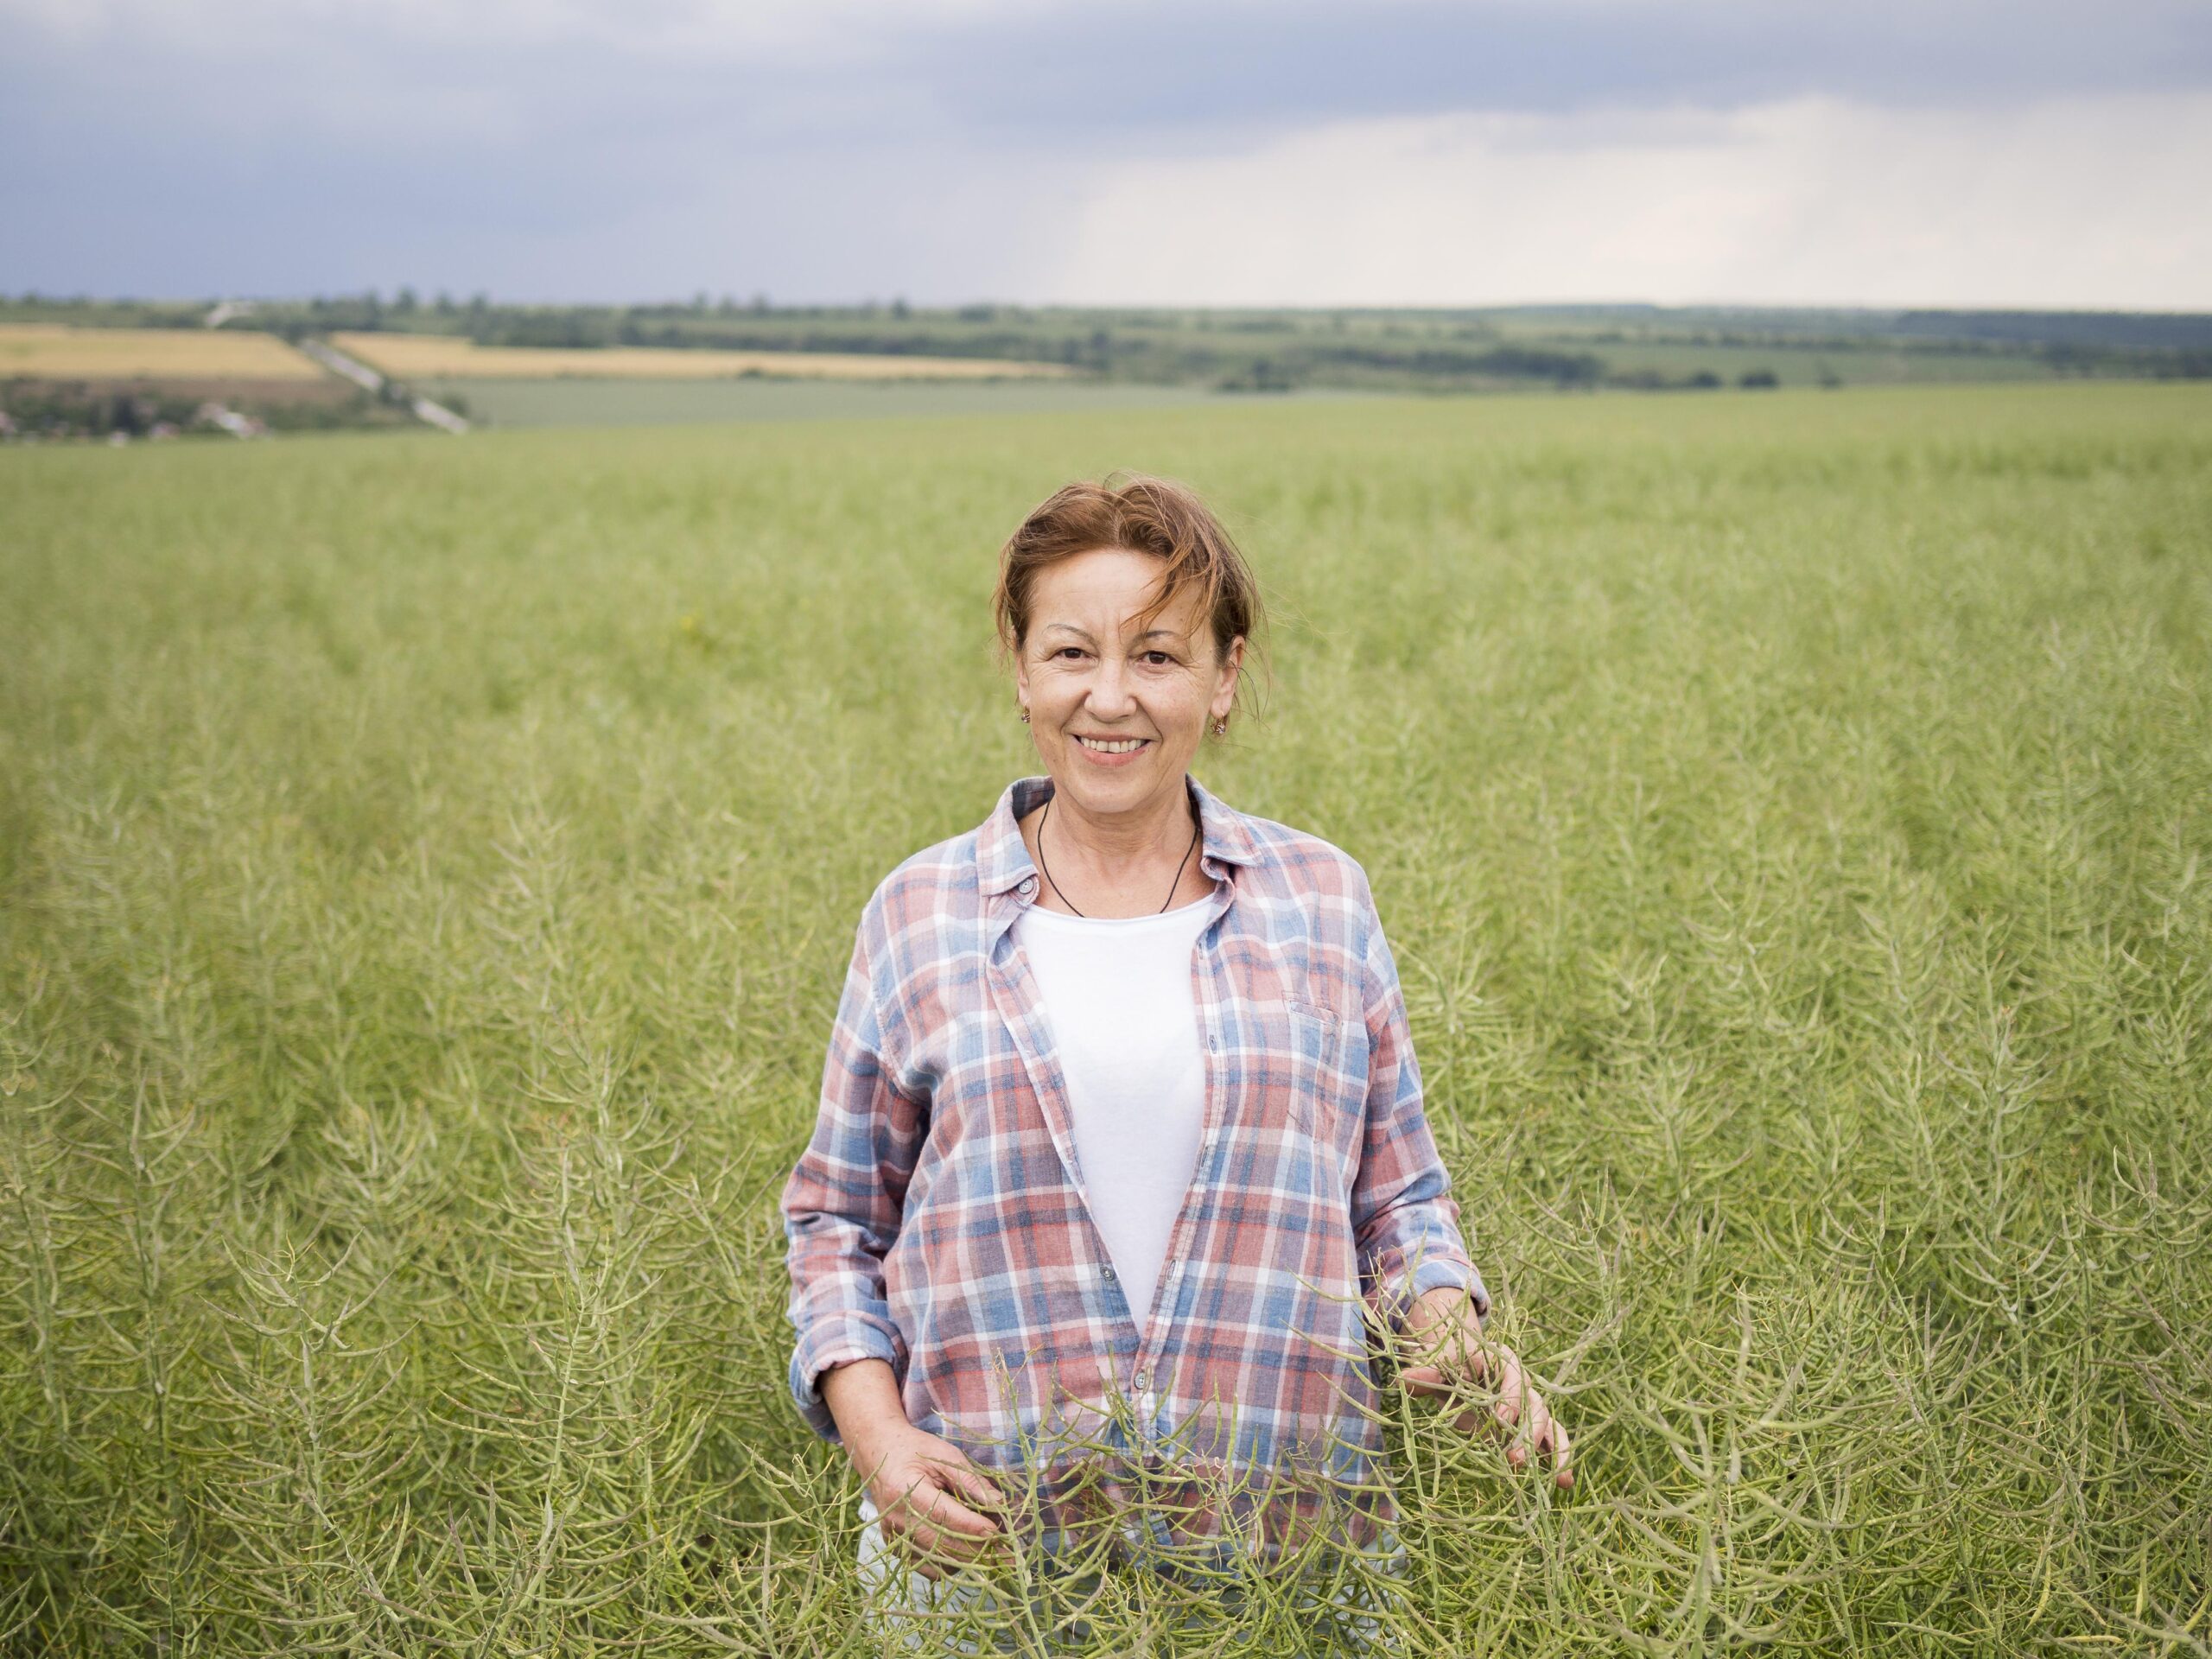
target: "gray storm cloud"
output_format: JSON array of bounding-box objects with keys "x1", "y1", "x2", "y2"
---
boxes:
[{"x1": 3, "y1": 0, "x2": 2206, "y2": 304}]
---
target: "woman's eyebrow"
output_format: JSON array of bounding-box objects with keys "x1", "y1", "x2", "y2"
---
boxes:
[{"x1": 1037, "y1": 623, "x2": 1185, "y2": 645}]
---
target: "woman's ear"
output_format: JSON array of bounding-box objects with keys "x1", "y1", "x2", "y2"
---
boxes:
[{"x1": 1211, "y1": 635, "x2": 1245, "y2": 718}]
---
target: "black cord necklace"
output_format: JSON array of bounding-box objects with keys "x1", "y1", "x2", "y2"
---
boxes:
[{"x1": 1036, "y1": 796, "x2": 1199, "y2": 918}]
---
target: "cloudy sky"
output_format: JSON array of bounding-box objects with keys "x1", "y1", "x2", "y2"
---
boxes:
[{"x1": 3, "y1": 0, "x2": 2209, "y2": 308}]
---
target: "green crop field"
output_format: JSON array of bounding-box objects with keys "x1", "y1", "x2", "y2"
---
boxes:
[
  {"x1": 423, "y1": 375, "x2": 1262, "y2": 429},
  {"x1": 3, "y1": 384, "x2": 2209, "y2": 1656}
]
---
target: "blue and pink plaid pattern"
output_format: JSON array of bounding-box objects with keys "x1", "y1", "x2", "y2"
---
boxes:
[{"x1": 780, "y1": 772, "x2": 1488, "y2": 1557}]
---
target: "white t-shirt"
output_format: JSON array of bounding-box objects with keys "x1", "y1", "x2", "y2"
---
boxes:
[{"x1": 1010, "y1": 895, "x2": 1214, "y2": 1327}]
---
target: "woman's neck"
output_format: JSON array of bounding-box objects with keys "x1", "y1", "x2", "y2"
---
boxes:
[{"x1": 1020, "y1": 778, "x2": 1202, "y2": 917}]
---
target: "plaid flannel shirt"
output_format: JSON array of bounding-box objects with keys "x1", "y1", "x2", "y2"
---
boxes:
[{"x1": 779, "y1": 772, "x2": 1488, "y2": 1560}]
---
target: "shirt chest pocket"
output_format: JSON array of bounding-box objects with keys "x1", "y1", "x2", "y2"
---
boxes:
[{"x1": 1253, "y1": 997, "x2": 1363, "y2": 1152}]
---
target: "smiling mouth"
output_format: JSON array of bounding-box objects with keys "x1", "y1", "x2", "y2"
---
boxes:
[{"x1": 1072, "y1": 734, "x2": 1151, "y2": 754}]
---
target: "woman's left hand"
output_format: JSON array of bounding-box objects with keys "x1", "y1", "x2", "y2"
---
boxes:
[{"x1": 1395, "y1": 1286, "x2": 1573, "y2": 1489}]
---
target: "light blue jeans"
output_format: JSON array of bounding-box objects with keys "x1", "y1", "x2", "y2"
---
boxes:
[{"x1": 855, "y1": 1493, "x2": 1402, "y2": 1656}]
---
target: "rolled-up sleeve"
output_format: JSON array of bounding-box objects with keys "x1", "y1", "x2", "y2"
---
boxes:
[
  {"x1": 779, "y1": 902, "x2": 927, "y2": 1442},
  {"x1": 1347, "y1": 878, "x2": 1491, "y2": 1333}
]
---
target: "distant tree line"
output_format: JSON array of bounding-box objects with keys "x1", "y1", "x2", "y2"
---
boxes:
[
  {"x1": 0, "y1": 378, "x2": 413, "y2": 441},
  {"x1": 1892, "y1": 310, "x2": 2212, "y2": 353},
  {"x1": 10, "y1": 293, "x2": 2209, "y2": 395}
]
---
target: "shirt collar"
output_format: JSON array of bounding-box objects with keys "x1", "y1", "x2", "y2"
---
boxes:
[{"x1": 976, "y1": 772, "x2": 1262, "y2": 899}]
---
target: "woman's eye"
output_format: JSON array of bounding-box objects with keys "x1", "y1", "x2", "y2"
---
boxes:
[{"x1": 1141, "y1": 651, "x2": 1173, "y2": 666}]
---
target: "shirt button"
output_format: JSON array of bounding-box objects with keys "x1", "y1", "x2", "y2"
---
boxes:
[
  {"x1": 1102, "y1": 1265, "x2": 1116, "y2": 1281},
  {"x1": 1134, "y1": 1367, "x2": 1149, "y2": 1389},
  {"x1": 1019, "y1": 877, "x2": 1037, "y2": 895}
]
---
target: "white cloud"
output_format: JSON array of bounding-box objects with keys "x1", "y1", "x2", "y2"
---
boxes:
[{"x1": 1048, "y1": 92, "x2": 2212, "y2": 308}]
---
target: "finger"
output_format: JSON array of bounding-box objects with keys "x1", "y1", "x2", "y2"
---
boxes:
[
  {"x1": 1398, "y1": 1363, "x2": 1467, "y2": 1421},
  {"x1": 896, "y1": 1529, "x2": 945, "y2": 1582},
  {"x1": 1497, "y1": 1400, "x2": 1529, "y2": 1466},
  {"x1": 888, "y1": 1515, "x2": 992, "y2": 1580},
  {"x1": 1518, "y1": 1395, "x2": 1554, "y2": 1475},
  {"x1": 1491, "y1": 1355, "x2": 1524, "y2": 1433},
  {"x1": 1395, "y1": 1362, "x2": 1449, "y2": 1398},
  {"x1": 878, "y1": 1509, "x2": 957, "y2": 1581},
  {"x1": 1491, "y1": 1358, "x2": 1535, "y2": 1465},
  {"x1": 1529, "y1": 1392, "x2": 1553, "y2": 1451},
  {"x1": 897, "y1": 1472, "x2": 1002, "y2": 1543},
  {"x1": 1549, "y1": 1415, "x2": 1574, "y2": 1489},
  {"x1": 1402, "y1": 1361, "x2": 1494, "y2": 1437},
  {"x1": 1400, "y1": 1348, "x2": 1494, "y2": 1396},
  {"x1": 934, "y1": 1459, "x2": 1007, "y2": 1525}
]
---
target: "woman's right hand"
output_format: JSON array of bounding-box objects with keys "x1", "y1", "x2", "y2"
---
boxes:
[{"x1": 821, "y1": 1358, "x2": 1007, "y2": 1580}]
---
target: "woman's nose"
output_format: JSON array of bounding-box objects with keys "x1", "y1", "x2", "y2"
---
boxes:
[{"x1": 1086, "y1": 658, "x2": 1136, "y2": 715}]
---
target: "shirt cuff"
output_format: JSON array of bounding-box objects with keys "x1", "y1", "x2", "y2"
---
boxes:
[
  {"x1": 790, "y1": 1322, "x2": 903, "y2": 1444},
  {"x1": 1369, "y1": 1252, "x2": 1491, "y2": 1333},
  {"x1": 1407, "y1": 1256, "x2": 1490, "y2": 1324}
]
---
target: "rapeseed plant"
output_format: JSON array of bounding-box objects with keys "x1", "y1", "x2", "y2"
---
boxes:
[{"x1": 1, "y1": 384, "x2": 2208, "y2": 1654}]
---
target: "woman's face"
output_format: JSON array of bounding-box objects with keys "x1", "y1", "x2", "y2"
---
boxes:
[{"x1": 1015, "y1": 547, "x2": 1243, "y2": 821}]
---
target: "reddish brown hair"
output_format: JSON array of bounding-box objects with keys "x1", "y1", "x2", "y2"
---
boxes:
[{"x1": 992, "y1": 473, "x2": 1267, "y2": 731}]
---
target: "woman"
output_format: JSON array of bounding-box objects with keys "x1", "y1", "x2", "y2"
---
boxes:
[{"x1": 780, "y1": 474, "x2": 1569, "y2": 1644}]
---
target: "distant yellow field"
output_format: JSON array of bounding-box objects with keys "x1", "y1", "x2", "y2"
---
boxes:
[
  {"x1": 331, "y1": 333, "x2": 1071, "y2": 382},
  {"x1": 0, "y1": 324, "x2": 326, "y2": 381}
]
